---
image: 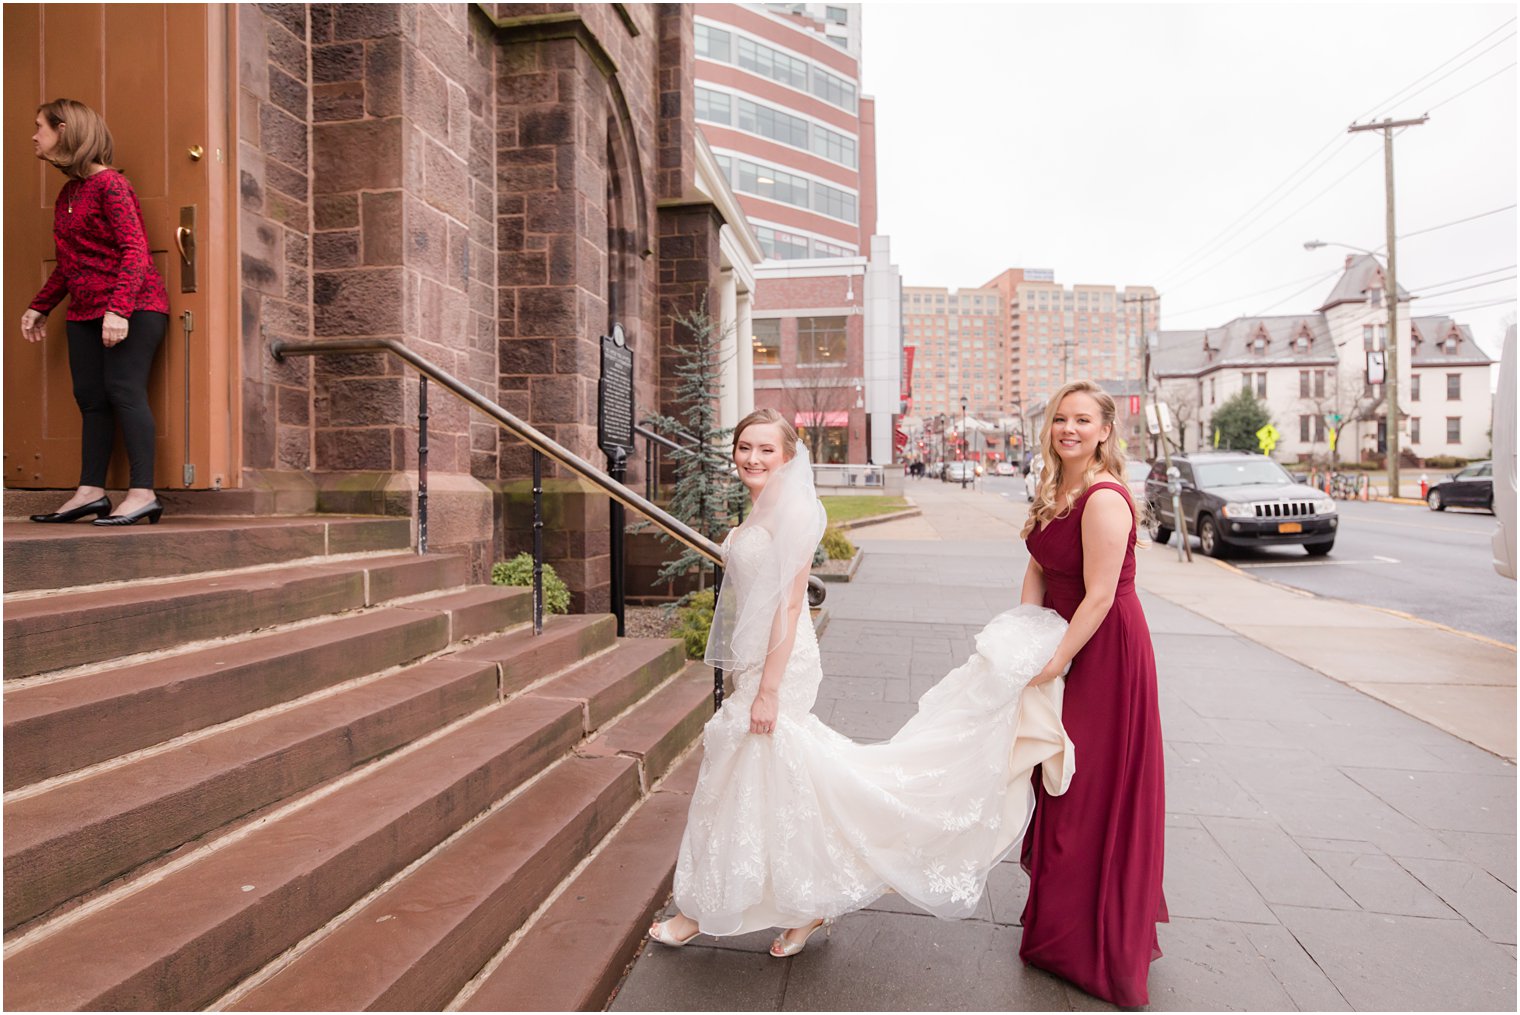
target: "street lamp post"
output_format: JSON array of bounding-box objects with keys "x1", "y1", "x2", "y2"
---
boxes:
[{"x1": 960, "y1": 396, "x2": 969, "y2": 489}]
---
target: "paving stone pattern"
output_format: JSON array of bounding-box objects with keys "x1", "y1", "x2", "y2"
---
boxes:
[{"x1": 611, "y1": 485, "x2": 1515, "y2": 1011}]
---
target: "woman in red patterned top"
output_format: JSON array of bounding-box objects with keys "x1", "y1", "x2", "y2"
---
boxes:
[{"x1": 21, "y1": 98, "x2": 171, "y2": 526}]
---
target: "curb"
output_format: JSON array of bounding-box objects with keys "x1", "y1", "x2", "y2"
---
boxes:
[
  {"x1": 834, "y1": 506, "x2": 922, "y2": 530},
  {"x1": 1374, "y1": 496, "x2": 1428, "y2": 506},
  {"x1": 814, "y1": 548, "x2": 863, "y2": 583},
  {"x1": 1201, "y1": 553, "x2": 1515, "y2": 650}
]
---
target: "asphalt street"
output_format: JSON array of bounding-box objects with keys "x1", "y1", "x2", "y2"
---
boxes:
[{"x1": 980, "y1": 476, "x2": 1515, "y2": 646}]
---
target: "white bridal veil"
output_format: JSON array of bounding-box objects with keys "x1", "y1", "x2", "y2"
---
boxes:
[{"x1": 704, "y1": 442, "x2": 826, "y2": 672}]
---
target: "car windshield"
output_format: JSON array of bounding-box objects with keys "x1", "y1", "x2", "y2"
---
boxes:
[{"x1": 1194, "y1": 459, "x2": 1293, "y2": 488}]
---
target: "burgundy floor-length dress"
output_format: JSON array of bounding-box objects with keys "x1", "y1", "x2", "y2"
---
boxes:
[{"x1": 1020, "y1": 480, "x2": 1167, "y2": 1007}]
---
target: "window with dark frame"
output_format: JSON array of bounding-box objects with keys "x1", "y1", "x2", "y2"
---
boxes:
[
  {"x1": 1447, "y1": 373, "x2": 1461, "y2": 400},
  {"x1": 1447, "y1": 416, "x2": 1461, "y2": 444},
  {"x1": 1410, "y1": 373, "x2": 1421, "y2": 401}
]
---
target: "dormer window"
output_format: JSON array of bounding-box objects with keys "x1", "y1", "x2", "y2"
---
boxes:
[
  {"x1": 1293, "y1": 335, "x2": 1310, "y2": 353},
  {"x1": 1251, "y1": 336, "x2": 1267, "y2": 355},
  {"x1": 1444, "y1": 336, "x2": 1460, "y2": 354}
]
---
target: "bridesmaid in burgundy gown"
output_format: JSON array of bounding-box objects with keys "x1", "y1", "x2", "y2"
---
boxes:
[{"x1": 1016, "y1": 380, "x2": 1167, "y2": 1007}]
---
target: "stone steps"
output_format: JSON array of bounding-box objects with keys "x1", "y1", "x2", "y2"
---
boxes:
[
  {"x1": 1, "y1": 515, "x2": 720, "y2": 1012},
  {"x1": 3, "y1": 551, "x2": 467, "y2": 679},
  {"x1": 2, "y1": 516, "x2": 412, "y2": 593}
]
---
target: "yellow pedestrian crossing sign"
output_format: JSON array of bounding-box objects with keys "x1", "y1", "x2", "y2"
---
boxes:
[{"x1": 1256, "y1": 422, "x2": 1281, "y2": 455}]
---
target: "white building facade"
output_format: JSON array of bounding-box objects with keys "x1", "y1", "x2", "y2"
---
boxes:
[{"x1": 1153, "y1": 255, "x2": 1493, "y2": 464}]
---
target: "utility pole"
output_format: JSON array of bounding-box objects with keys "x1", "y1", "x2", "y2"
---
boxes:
[
  {"x1": 1123, "y1": 293, "x2": 1161, "y2": 460},
  {"x1": 1348, "y1": 115, "x2": 1426, "y2": 498}
]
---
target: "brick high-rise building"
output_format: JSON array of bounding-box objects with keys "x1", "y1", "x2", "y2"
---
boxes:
[
  {"x1": 692, "y1": 4, "x2": 900, "y2": 464},
  {"x1": 902, "y1": 286, "x2": 1007, "y2": 421}
]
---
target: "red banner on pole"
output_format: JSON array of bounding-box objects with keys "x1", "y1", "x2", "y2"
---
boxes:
[{"x1": 1129, "y1": 395, "x2": 1141, "y2": 415}]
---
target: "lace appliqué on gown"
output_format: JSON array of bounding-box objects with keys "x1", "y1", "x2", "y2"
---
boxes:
[{"x1": 674, "y1": 526, "x2": 1073, "y2": 936}]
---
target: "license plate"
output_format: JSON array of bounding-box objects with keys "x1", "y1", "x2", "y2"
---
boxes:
[{"x1": 1278, "y1": 522, "x2": 1303, "y2": 533}]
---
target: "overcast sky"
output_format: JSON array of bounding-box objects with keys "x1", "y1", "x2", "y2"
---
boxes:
[{"x1": 861, "y1": 2, "x2": 1517, "y2": 356}]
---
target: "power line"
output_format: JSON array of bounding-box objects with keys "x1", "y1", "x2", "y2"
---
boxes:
[
  {"x1": 1412, "y1": 295, "x2": 1516, "y2": 315},
  {"x1": 1251, "y1": 268, "x2": 1349, "y2": 317},
  {"x1": 1427, "y1": 60, "x2": 1517, "y2": 113},
  {"x1": 1417, "y1": 276, "x2": 1516, "y2": 301},
  {"x1": 1161, "y1": 267, "x2": 1349, "y2": 321},
  {"x1": 1357, "y1": 18, "x2": 1515, "y2": 119},
  {"x1": 1366, "y1": 32, "x2": 1516, "y2": 116},
  {"x1": 1151, "y1": 18, "x2": 1516, "y2": 290},
  {"x1": 1408, "y1": 264, "x2": 1517, "y2": 292},
  {"x1": 1165, "y1": 145, "x2": 1385, "y2": 295},
  {"x1": 1401, "y1": 203, "x2": 1516, "y2": 241}
]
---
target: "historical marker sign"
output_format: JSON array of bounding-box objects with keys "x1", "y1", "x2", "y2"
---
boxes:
[{"x1": 599, "y1": 325, "x2": 635, "y2": 457}]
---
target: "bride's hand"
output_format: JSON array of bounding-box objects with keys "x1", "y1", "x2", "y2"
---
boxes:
[
  {"x1": 1029, "y1": 657, "x2": 1067, "y2": 687},
  {"x1": 749, "y1": 690, "x2": 779, "y2": 735}
]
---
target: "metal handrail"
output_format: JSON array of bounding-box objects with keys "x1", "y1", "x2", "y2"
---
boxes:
[{"x1": 271, "y1": 338, "x2": 722, "y2": 564}]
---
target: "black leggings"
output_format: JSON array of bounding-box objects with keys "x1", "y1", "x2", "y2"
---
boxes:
[{"x1": 66, "y1": 311, "x2": 168, "y2": 489}]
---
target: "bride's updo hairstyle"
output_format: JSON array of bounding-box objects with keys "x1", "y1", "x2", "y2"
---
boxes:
[
  {"x1": 1020, "y1": 379, "x2": 1133, "y2": 539},
  {"x1": 732, "y1": 407, "x2": 800, "y2": 460}
]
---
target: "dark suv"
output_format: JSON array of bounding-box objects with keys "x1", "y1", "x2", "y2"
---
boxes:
[{"x1": 1145, "y1": 451, "x2": 1338, "y2": 557}]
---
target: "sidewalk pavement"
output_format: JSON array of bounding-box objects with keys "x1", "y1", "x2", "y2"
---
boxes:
[{"x1": 610, "y1": 480, "x2": 1516, "y2": 1012}]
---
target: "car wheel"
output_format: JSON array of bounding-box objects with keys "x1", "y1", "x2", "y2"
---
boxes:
[
  {"x1": 1305, "y1": 540, "x2": 1334, "y2": 557},
  {"x1": 1146, "y1": 505, "x2": 1172, "y2": 544},
  {"x1": 1427, "y1": 490, "x2": 1444, "y2": 511},
  {"x1": 1198, "y1": 515, "x2": 1228, "y2": 558}
]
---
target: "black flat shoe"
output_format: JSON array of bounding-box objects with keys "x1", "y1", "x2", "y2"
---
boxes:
[
  {"x1": 92, "y1": 501, "x2": 163, "y2": 527},
  {"x1": 30, "y1": 496, "x2": 112, "y2": 523}
]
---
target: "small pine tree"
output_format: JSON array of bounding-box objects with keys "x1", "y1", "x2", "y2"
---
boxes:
[
  {"x1": 1210, "y1": 388, "x2": 1273, "y2": 453},
  {"x1": 643, "y1": 298, "x2": 748, "y2": 600}
]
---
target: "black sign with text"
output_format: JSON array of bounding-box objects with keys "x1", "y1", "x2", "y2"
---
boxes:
[{"x1": 598, "y1": 329, "x2": 635, "y2": 456}]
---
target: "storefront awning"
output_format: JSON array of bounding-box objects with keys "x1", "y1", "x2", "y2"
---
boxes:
[{"x1": 794, "y1": 411, "x2": 849, "y2": 428}]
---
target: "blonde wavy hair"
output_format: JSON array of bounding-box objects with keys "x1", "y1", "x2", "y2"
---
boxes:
[
  {"x1": 37, "y1": 98, "x2": 114, "y2": 180},
  {"x1": 1020, "y1": 380, "x2": 1134, "y2": 539},
  {"x1": 733, "y1": 407, "x2": 799, "y2": 460}
]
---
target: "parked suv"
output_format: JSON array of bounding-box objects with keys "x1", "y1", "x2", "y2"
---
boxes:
[{"x1": 1145, "y1": 451, "x2": 1338, "y2": 557}]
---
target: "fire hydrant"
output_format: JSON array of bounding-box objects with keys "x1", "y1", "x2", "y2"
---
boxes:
[{"x1": 1419, "y1": 473, "x2": 1429, "y2": 499}]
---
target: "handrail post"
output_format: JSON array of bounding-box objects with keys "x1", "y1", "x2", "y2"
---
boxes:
[
  {"x1": 609, "y1": 446, "x2": 628, "y2": 637},
  {"x1": 532, "y1": 449, "x2": 544, "y2": 635},
  {"x1": 645, "y1": 438, "x2": 656, "y2": 502},
  {"x1": 417, "y1": 375, "x2": 429, "y2": 554},
  {"x1": 712, "y1": 562, "x2": 725, "y2": 712}
]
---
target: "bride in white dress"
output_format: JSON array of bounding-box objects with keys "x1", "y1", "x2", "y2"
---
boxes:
[{"x1": 649, "y1": 409, "x2": 1075, "y2": 956}]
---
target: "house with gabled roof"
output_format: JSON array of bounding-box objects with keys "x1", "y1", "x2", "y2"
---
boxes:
[{"x1": 1152, "y1": 255, "x2": 1493, "y2": 463}]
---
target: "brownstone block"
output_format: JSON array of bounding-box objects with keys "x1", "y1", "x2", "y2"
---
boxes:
[
  {"x1": 404, "y1": 46, "x2": 450, "y2": 137},
  {"x1": 361, "y1": 191, "x2": 403, "y2": 265},
  {"x1": 365, "y1": 36, "x2": 403, "y2": 117},
  {"x1": 498, "y1": 336, "x2": 553, "y2": 375},
  {"x1": 313, "y1": 41, "x2": 364, "y2": 83},
  {"x1": 498, "y1": 146, "x2": 555, "y2": 192},
  {"x1": 314, "y1": 193, "x2": 358, "y2": 229},
  {"x1": 312, "y1": 230, "x2": 360, "y2": 269},
  {"x1": 405, "y1": 194, "x2": 449, "y2": 280},
  {"x1": 277, "y1": 426, "x2": 311, "y2": 470},
  {"x1": 268, "y1": 65, "x2": 307, "y2": 120},
  {"x1": 320, "y1": 376, "x2": 404, "y2": 428},
  {"x1": 518, "y1": 286, "x2": 577, "y2": 337},
  {"x1": 333, "y1": 2, "x2": 400, "y2": 40},
  {"x1": 267, "y1": 18, "x2": 306, "y2": 80},
  {"x1": 315, "y1": 427, "x2": 395, "y2": 471},
  {"x1": 530, "y1": 375, "x2": 581, "y2": 424},
  {"x1": 423, "y1": 140, "x2": 470, "y2": 223},
  {"x1": 313, "y1": 81, "x2": 365, "y2": 122},
  {"x1": 313, "y1": 267, "x2": 404, "y2": 335},
  {"x1": 277, "y1": 385, "x2": 310, "y2": 425},
  {"x1": 525, "y1": 189, "x2": 575, "y2": 234},
  {"x1": 259, "y1": 102, "x2": 306, "y2": 177},
  {"x1": 313, "y1": 118, "x2": 402, "y2": 195},
  {"x1": 447, "y1": 220, "x2": 470, "y2": 288}
]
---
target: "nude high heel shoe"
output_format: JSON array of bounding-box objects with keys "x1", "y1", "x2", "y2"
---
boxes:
[
  {"x1": 769, "y1": 917, "x2": 832, "y2": 957},
  {"x1": 648, "y1": 917, "x2": 701, "y2": 946}
]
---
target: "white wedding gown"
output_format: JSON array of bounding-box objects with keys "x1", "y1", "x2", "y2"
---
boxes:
[{"x1": 673, "y1": 526, "x2": 1075, "y2": 935}]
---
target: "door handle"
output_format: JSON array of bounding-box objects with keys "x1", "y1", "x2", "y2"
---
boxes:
[{"x1": 176, "y1": 206, "x2": 197, "y2": 293}]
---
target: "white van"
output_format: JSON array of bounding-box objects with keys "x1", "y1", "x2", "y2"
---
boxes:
[{"x1": 1493, "y1": 324, "x2": 1515, "y2": 579}]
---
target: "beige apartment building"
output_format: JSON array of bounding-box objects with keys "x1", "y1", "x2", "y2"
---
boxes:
[
  {"x1": 1003, "y1": 271, "x2": 1159, "y2": 415},
  {"x1": 902, "y1": 286, "x2": 1007, "y2": 421}
]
